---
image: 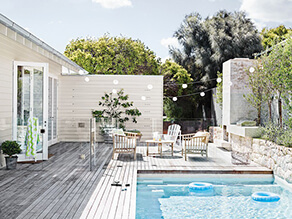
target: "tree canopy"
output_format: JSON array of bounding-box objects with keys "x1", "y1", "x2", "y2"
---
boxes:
[
  {"x1": 64, "y1": 36, "x2": 161, "y2": 75},
  {"x1": 170, "y1": 10, "x2": 263, "y2": 119},
  {"x1": 161, "y1": 60, "x2": 194, "y2": 119},
  {"x1": 261, "y1": 25, "x2": 292, "y2": 50}
]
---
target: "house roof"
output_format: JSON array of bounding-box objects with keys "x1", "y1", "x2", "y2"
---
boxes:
[{"x1": 0, "y1": 13, "x2": 88, "y2": 75}]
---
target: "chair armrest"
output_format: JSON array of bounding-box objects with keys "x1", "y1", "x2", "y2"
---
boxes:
[{"x1": 182, "y1": 133, "x2": 196, "y2": 140}]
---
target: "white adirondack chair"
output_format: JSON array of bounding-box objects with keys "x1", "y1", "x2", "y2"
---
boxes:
[{"x1": 164, "y1": 124, "x2": 181, "y2": 147}]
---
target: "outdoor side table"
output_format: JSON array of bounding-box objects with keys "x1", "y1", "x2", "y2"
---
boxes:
[{"x1": 145, "y1": 140, "x2": 174, "y2": 157}]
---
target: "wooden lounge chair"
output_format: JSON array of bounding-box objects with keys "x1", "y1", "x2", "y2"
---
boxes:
[
  {"x1": 112, "y1": 130, "x2": 138, "y2": 160},
  {"x1": 182, "y1": 132, "x2": 210, "y2": 161}
]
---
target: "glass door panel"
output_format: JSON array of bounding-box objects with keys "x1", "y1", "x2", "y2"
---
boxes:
[
  {"x1": 48, "y1": 77, "x2": 58, "y2": 145},
  {"x1": 48, "y1": 77, "x2": 52, "y2": 141},
  {"x1": 33, "y1": 68, "x2": 43, "y2": 152}
]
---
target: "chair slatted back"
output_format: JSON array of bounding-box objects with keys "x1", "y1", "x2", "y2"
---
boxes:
[
  {"x1": 113, "y1": 132, "x2": 137, "y2": 150},
  {"x1": 167, "y1": 124, "x2": 181, "y2": 141},
  {"x1": 183, "y1": 133, "x2": 210, "y2": 151}
]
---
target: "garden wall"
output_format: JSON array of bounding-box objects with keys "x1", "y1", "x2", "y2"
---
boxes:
[{"x1": 58, "y1": 75, "x2": 164, "y2": 142}]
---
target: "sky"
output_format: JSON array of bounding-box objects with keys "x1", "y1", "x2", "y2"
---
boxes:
[{"x1": 1, "y1": 0, "x2": 292, "y2": 61}]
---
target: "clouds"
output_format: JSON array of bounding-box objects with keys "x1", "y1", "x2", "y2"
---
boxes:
[
  {"x1": 92, "y1": 0, "x2": 132, "y2": 9},
  {"x1": 240, "y1": 0, "x2": 292, "y2": 23},
  {"x1": 161, "y1": 37, "x2": 179, "y2": 49}
]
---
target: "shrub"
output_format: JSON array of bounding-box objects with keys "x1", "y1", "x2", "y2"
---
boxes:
[
  {"x1": 1, "y1": 141, "x2": 22, "y2": 157},
  {"x1": 260, "y1": 122, "x2": 292, "y2": 147}
]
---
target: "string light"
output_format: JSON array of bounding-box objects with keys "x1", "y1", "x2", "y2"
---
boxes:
[
  {"x1": 112, "y1": 89, "x2": 117, "y2": 94},
  {"x1": 182, "y1": 84, "x2": 188, "y2": 89},
  {"x1": 141, "y1": 96, "x2": 146, "y2": 101},
  {"x1": 147, "y1": 84, "x2": 153, "y2": 90},
  {"x1": 84, "y1": 77, "x2": 89, "y2": 82},
  {"x1": 172, "y1": 97, "x2": 177, "y2": 101},
  {"x1": 164, "y1": 77, "x2": 221, "y2": 87},
  {"x1": 200, "y1": 92, "x2": 205, "y2": 97},
  {"x1": 113, "y1": 79, "x2": 119, "y2": 85},
  {"x1": 216, "y1": 78, "x2": 222, "y2": 83},
  {"x1": 249, "y1": 67, "x2": 255, "y2": 73}
]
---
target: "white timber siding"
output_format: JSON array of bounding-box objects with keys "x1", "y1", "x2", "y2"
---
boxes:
[
  {"x1": 58, "y1": 75, "x2": 163, "y2": 142},
  {"x1": 0, "y1": 22, "x2": 80, "y2": 166}
]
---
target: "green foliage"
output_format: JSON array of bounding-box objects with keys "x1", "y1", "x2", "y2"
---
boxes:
[
  {"x1": 261, "y1": 123, "x2": 292, "y2": 147},
  {"x1": 170, "y1": 10, "x2": 262, "y2": 117},
  {"x1": 243, "y1": 61, "x2": 268, "y2": 125},
  {"x1": 64, "y1": 36, "x2": 160, "y2": 75},
  {"x1": 161, "y1": 60, "x2": 195, "y2": 119},
  {"x1": 92, "y1": 89, "x2": 141, "y2": 130},
  {"x1": 261, "y1": 38, "x2": 292, "y2": 127},
  {"x1": 214, "y1": 71, "x2": 222, "y2": 108},
  {"x1": 261, "y1": 25, "x2": 292, "y2": 50},
  {"x1": 1, "y1": 141, "x2": 22, "y2": 157}
]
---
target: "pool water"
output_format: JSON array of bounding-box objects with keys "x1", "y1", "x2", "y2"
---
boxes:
[{"x1": 136, "y1": 175, "x2": 292, "y2": 219}]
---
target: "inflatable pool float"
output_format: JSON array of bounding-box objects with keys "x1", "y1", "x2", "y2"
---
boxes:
[
  {"x1": 189, "y1": 182, "x2": 213, "y2": 192},
  {"x1": 252, "y1": 192, "x2": 280, "y2": 202}
]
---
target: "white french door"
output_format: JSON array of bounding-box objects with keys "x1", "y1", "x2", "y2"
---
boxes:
[
  {"x1": 48, "y1": 75, "x2": 58, "y2": 145},
  {"x1": 13, "y1": 61, "x2": 48, "y2": 161}
]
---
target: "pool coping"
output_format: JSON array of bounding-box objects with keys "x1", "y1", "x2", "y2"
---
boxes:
[{"x1": 137, "y1": 169, "x2": 273, "y2": 175}]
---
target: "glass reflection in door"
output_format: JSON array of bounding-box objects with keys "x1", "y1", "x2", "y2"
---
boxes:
[{"x1": 16, "y1": 66, "x2": 43, "y2": 154}]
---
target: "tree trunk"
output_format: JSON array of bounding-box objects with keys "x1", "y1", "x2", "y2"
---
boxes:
[
  {"x1": 268, "y1": 100, "x2": 272, "y2": 122},
  {"x1": 257, "y1": 103, "x2": 261, "y2": 126},
  {"x1": 278, "y1": 94, "x2": 282, "y2": 128}
]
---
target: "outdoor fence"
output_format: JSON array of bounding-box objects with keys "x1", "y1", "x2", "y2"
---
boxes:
[{"x1": 163, "y1": 118, "x2": 215, "y2": 134}]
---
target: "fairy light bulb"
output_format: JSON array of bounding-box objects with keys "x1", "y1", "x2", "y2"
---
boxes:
[
  {"x1": 172, "y1": 97, "x2": 177, "y2": 101},
  {"x1": 182, "y1": 84, "x2": 188, "y2": 89},
  {"x1": 200, "y1": 92, "x2": 205, "y2": 97}
]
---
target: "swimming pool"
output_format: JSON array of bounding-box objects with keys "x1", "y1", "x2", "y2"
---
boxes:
[{"x1": 136, "y1": 174, "x2": 292, "y2": 219}]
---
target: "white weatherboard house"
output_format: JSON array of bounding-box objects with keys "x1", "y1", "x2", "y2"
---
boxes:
[{"x1": 0, "y1": 14, "x2": 163, "y2": 167}]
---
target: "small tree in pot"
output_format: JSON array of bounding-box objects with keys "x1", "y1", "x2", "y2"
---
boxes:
[
  {"x1": 92, "y1": 89, "x2": 142, "y2": 142},
  {"x1": 1, "y1": 141, "x2": 22, "y2": 170}
]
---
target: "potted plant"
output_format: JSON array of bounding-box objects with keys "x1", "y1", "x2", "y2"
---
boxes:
[
  {"x1": 92, "y1": 89, "x2": 142, "y2": 142},
  {"x1": 1, "y1": 140, "x2": 22, "y2": 170}
]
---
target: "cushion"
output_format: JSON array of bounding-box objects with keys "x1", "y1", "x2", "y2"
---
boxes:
[
  {"x1": 195, "y1": 132, "x2": 209, "y2": 144},
  {"x1": 112, "y1": 128, "x2": 125, "y2": 135}
]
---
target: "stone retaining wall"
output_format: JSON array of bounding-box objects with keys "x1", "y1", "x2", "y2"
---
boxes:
[{"x1": 251, "y1": 139, "x2": 292, "y2": 183}]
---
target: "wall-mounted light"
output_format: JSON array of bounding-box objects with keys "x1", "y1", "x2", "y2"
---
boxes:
[
  {"x1": 172, "y1": 97, "x2": 177, "y2": 101},
  {"x1": 113, "y1": 79, "x2": 119, "y2": 85},
  {"x1": 182, "y1": 84, "x2": 188, "y2": 89},
  {"x1": 147, "y1": 84, "x2": 153, "y2": 90},
  {"x1": 84, "y1": 77, "x2": 90, "y2": 82}
]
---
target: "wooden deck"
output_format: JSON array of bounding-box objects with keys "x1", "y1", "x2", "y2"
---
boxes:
[
  {"x1": 0, "y1": 142, "x2": 272, "y2": 219},
  {"x1": 0, "y1": 142, "x2": 112, "y2": 219}
]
